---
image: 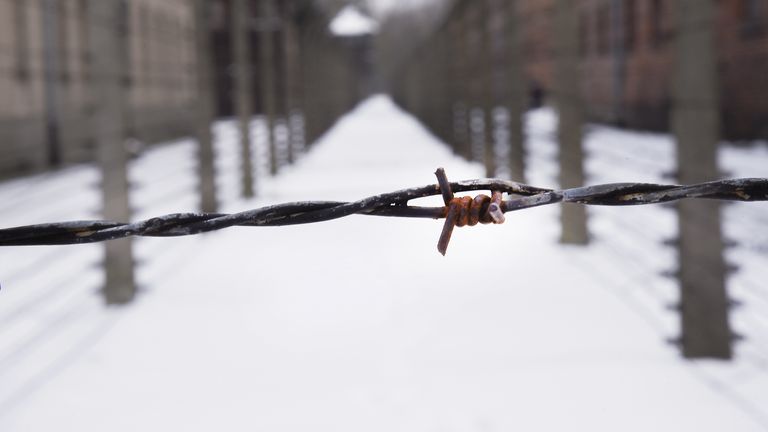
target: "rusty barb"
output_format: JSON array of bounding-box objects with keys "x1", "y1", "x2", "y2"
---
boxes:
[
  {"x1": 0, "y1": 168, "x2": 765, "y2": 252},
  {"x1": 436, "y1": 168, "x2": 505, "y2": 255}
]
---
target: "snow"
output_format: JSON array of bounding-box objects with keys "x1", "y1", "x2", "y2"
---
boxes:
[
  {"x1": 366, "y1": 0, "x2": 441, "y2": 17},
  {"x1": 0, "y1": 95, "x2": 767, "y2": 431},
  {"x1": 329, "y1": 5, "x2": 378, "y2": 37}
]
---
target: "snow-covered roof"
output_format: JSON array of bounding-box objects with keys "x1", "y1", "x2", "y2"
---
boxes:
[{"x1": 329, "y1": 5, "x2": 378, "y2": 37}]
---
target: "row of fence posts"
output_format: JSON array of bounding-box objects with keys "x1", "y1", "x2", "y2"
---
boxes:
[
  {"x1": 391, "y1": 0, "x2": 732, "y2": 359},
  {"x1": 93, "y1": 0, "x2": 359, "y2": 305}
]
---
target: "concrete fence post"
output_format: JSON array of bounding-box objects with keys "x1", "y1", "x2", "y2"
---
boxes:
[
  {"x1": 232, "y1": 0, "x2": 256, "y2": 198},
  {"x1": 467, "y1": 5, "x2": 486, "y2": 166},
  {"x1": 450, "y1": 11, "x2": 471, "y2": 159},
  {"x1": 89, "y1": 0, "x2": 136, "y2": 304},
  {"x1": 504, "y1": 0, "x2": 527, "y2": 183},
  {"x1": 282, "y1": 3, "x2": 303, "y2": 164},
  {"x1": 478, "y1": 0, "x2": 496, "y2": 177},
  {"x1": 672, "y1": 0, "x2": 731, "y2": 359},
  {"x1": 259, "y1": 0, "x2": 278, "y2": 176},
  {"x1": 553, "y1": 0, "x2": 589, "y2": 245},
  {"x1": 193, "y1": 0, "x2": 218, "y2": 213},
  {"x1": 436, "y1": 26, "x2": 453, "y2": 145}
]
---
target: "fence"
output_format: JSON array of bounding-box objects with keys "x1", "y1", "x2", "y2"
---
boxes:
[
  {"x1": 387, "y1": 0, "x2": 763, "y2": 360},
  {"x1": 0, "y1": 0, "x2": 366, "y2": 305},
  {"x1": 0, "y1": 0, "x2": 765, "y2": 364}
]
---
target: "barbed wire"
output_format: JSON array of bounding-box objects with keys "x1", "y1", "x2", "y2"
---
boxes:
[{"x1": 0, "y1": 168, "x2": 765, "y2": 255}]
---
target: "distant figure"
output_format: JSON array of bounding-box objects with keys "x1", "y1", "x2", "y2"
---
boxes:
[{"x1": 529, "y1": 81, "x2": 545, "y2": 109}]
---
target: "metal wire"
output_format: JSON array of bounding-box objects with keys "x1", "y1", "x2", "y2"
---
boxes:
[{"x1": 0, "y1": 169, "x2": 766, "y2": 249}]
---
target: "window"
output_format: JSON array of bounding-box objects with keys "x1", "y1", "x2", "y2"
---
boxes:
[
  {"x1": 78, "y1": 0, "x2": 90, "y2": 82},
  {"x1": 59, "y1": 1, "x2": 70, "y2": 83},
  {"x1": 119, "y1": 0, "x2": 132, "y2": 88},
  {"x1": 13, "y1": 0, "x2": 30, "y2": 81},
  {"x1": 142, "y1": 4, "x2": 151, "y2": 89},
  {"x1": 651, "y1": 0, "x2": 670, "y2": 49},
  {"x1": 739, "y1": 0, "x2": 765, "y2": 37},
  {"x1": 624, "y1": 0, "x2": 636, "y2": 52},
  {"x1": 211, "y1": 0, "x2": 226, "y2": 30},
  {"x1": 579, "y1": 11, "x2": 590, "y2": 57},
  {"x1": 742, "y1": 0, "x2": 763, "y2": 19},
  {"x1": 597, "y1": 4, "x2": 610, "y2": 56}
]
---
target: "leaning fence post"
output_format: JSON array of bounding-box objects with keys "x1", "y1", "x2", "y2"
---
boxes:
[
  {"x1": 672, "y1": 0, "x2": 731, "y2": 359},
  {"x1": 232, "y1": 0, "x2": 256, "y2": 198},
  {"x1": 553, "y1": 0, "x2": 589, "y2": 245},
  {"x1": 193, "y1": 0, "x2": 218, "y2": 213},
  {"x1": 89, "y1": 0, "x2": 136, "y2": 304}
]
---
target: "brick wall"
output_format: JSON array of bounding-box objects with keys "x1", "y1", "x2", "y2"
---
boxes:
[
  {"x1": 717, "y1": 0, "x2": 768, "y2": 140},
  {"x1": 518, "y1": 0, "x2": 768, "y2": 140},
  {"x1": 519, "y1": 0, "x2": 555, "y2": 95},
  {"x1": 0, "y1": 0, "x2": 197, "y2": 178}
]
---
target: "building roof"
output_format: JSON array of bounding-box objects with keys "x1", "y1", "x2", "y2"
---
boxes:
[{"x1": 329, "y1": 5, "x2": 379, "y2": 36}]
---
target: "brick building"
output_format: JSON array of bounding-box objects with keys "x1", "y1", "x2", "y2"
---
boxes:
[
  {"x1": 208, "y1": 0, "x2": 301, "y2": 118},
  {"x1": 519, "y1": 0, "x2": 768, "y2": 140},
  {"x1": 207, "y1": 0, "x2": 372, "y2": 118},
  {"x1": 0, "y1": 0, "x2": 196, "y2": 176}
]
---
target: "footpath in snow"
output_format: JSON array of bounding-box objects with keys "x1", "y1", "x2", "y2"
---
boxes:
[{"x1": 0, "y1": 95, "x2": 767, "y2": 431}]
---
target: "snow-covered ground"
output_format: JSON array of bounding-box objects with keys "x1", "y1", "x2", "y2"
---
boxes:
[{"x1": 0, "y1": 95, "x2": 766, "y2": 431}]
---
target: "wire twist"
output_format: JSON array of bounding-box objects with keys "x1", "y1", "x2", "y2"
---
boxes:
[
  {"x1": 436, "y1": 168, "x2": 506, "y2": 255},
  {"x1": 0, "y1": 168, "x2": 766, "y2": 255}
]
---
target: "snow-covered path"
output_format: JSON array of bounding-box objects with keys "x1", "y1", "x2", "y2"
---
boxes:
[{"x1": 1, "y1": 96, "x2": 767, "y2": 431}]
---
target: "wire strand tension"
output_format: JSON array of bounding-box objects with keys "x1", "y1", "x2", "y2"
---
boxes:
[{"x1": 0, "y1": 168, "x2": 766, "y2": 255}]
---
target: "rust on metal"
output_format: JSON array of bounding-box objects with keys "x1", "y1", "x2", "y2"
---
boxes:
[
  {"x1": 455, "y1": 196, "x2": 472, "y2": 227},
  {"x1": 437, "y1": 203, "x2": 458, "y2": 256},
  {"x1": 435, "y1": 169, "x2": 507, "y2": 255},
  {"x1": 435, "y1": 168, "x2": 454, "y2": 205},
  {"x1": 468, "y1": 195, "x2": 490, "y2": 226},
  {"x1": 488, "y1": 190, "x2": 505, "y2": 224},
  {"x1": 1, "y1": 169, "x2": 764, "y2": 248}
]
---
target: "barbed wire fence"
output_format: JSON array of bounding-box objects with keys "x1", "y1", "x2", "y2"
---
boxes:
[
  {"x1": 2, "y1": 0, "x2": 361, "y2": 304},
  {"x1": 0, "y1": 0, "x2": 369, "y2": 410},
  {"x1": 385, "y1": 0, "x2": 768, "y2": 364},
  {"x1": 84, "y1": 0, "x2": 363, "y2": 304},
  {"x1": 2, "y1": 0, "x2": 768, "y2": 426},
  {"x1": 387, "y1": 2, "x2": 768, "y2": 421},
  {"x1": 0, "y1": 168, "x2": 765, "y2": 247}
]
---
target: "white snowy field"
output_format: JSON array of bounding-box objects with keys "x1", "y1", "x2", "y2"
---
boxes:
[{"x1": 0, "y1": 95, "x2": 766, "y2": 431}]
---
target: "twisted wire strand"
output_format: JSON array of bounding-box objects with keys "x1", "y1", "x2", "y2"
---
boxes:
[{"x1": 0, "y1": 176, "x2": 766, "y2": 246}]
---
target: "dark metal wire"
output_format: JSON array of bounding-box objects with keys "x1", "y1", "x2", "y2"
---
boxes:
[{"x1": 0, "y1": 169, "x2": 766, "y2": 248}]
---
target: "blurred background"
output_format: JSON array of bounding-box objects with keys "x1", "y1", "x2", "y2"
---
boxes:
[{"x1": 0, "y1": 0, "x2": 767, "y2": 430}]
